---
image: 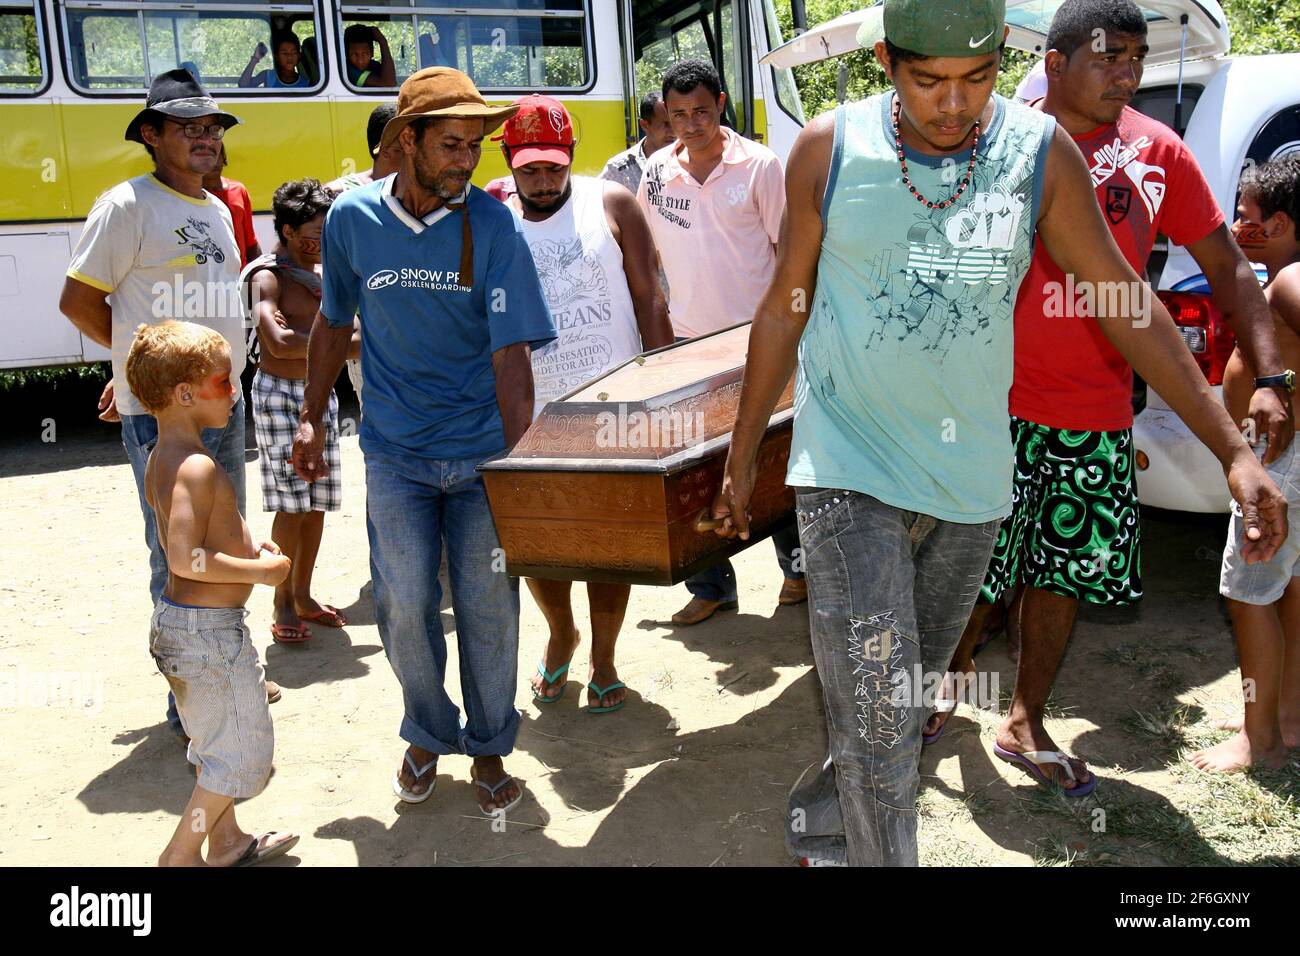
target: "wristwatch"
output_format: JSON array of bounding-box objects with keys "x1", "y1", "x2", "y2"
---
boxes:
[{"x1": 1255, "y1": 370, "x2": 1297, "y2": 392}]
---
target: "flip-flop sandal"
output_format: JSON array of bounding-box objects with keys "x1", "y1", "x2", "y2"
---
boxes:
[
  {"x1": 532, "y1": 660, "x2": 571, "y2": 704},
  {"x1": 233, "y1": 831, "x2": 299, "y2": 867},
  {"x1": 587, "y1": 680, "x2": 627, "y2": 714},
  {"x1": 474, "y1": 775, "x2": 523, "y2": 817},
  {"x1": 299, "y1": 605, "x2": 348, "y2": 627},
  {"x1": 922, "y1": 696, "x2": 957, "y2": 746},
  {"x1": 392, "y1": 751, "x2": 438, "y2": 804},
  {"x1": 993, "y1": 743, "x2": 1098, "y2": 797},
  {"x1": 270, "y1": 623, "x2": 312, "y2": 644},
  {"x1": 266, "y1": 681, "x2": 282, "y2": 705}
]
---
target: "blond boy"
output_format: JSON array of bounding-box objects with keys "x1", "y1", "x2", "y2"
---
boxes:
[{"x1": 127, "y1": 321, "x2": 299, "y2": 865}]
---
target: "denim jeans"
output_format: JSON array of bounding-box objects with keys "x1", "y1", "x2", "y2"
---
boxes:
[
  {"x1": 121, "y1": 397, "x2": 247, "y2": 733},
  {"x1": 364, "y1": 448, "x2": 521, "y2": 756},
  {"x1": 685, "y1": 524, "x2": 803, "y2": 603},
  {"x1": 785, "y1": 488, "x2": 998, "y2": 867}
]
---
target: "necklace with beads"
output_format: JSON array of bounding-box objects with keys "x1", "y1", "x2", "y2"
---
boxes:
[{"x1": 892, "y1": 97, "x2": 980, "y2": 210}]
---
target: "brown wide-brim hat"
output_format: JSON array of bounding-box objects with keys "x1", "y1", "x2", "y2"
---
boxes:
[{"x1": 380, "y1": 67, "x2": 518, "y2": 151}]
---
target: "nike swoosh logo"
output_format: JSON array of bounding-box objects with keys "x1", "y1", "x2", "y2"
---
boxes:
[{"x1": 969, "y1": 29, "x2": 995, "y2": 47}]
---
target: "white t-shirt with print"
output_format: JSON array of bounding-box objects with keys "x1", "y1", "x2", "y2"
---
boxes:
[{"x1": 67, "y1": 173, "x2": 245, "y2": 417}]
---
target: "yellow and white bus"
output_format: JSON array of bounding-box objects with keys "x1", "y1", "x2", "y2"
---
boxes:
[{"x1": 1, "y1": 0, "x2": 805, "y2": 369}]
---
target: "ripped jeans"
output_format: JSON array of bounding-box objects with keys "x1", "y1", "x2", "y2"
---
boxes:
[{"x1": 786, "y1": 488, "x2": 999, "y2": 867}]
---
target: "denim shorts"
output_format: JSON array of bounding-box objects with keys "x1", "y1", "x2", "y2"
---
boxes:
[
  {"x1": 1220, "y1": 439, "x2": 1300, "y2": 606},
  {"x1": 149, "y1": 600, "x2": 274, "y2": 798}
]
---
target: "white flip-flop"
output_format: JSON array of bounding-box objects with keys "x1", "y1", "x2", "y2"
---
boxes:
[
  {"x1": 392, "y1": 751, "x2": 438, "y2": 804},
  {"x1": 474, "y1": 775, "x2": 524, "y2": 817}
]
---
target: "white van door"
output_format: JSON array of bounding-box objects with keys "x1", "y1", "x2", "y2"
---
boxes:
[{"x1": 0, "y1": 231, "x2": 86, "y2": 369}]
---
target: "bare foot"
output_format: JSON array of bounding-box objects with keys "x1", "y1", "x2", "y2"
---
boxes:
[
  {"x1": 1213, "y1": 715, "x2": 1300, "y2": 749},
  {"x1": 587, "y1": 664, "x2": 627, "y2": 710},
  {"x1": 996, "y1": 719, "x2": 1093, "y2": 791},
  {"x1": 531, "y1": 628, "x2": 580, "y2": 701},
  {"x1": 1191, "y1": 731, "x2": 1288, "y2": 773},
  {"x1": 471, "y1": 756, "x2": 521, "y2": 813}
]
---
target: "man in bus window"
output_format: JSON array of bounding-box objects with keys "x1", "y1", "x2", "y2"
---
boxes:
[
  {"x1": 240, "y1": 31, "x2": 310, "y2": 89},
  {"x1": 58, "y1": 69, "x2": 269, "y2": 737},
  {"x1": 345, "y1": 24, "x2": 397, "y2": 88}
]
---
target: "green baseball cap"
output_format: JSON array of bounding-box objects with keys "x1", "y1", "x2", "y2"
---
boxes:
[{"x1": 857, "y1": 0, "x2": 1006, "y2": 58}]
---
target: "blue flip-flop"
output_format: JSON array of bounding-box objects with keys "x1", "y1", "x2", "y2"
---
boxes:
[
  {"x1": 587, "y1": 680, "x2": 627, "y2": 714},
  {"x1": 533, "y1": 661, "x2": 570, "y2": 704}
]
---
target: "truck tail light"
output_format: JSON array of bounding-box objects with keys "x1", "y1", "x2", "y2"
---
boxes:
[{"x1": 1159, "y1": 291, "x2": 1235, "y2": 386}]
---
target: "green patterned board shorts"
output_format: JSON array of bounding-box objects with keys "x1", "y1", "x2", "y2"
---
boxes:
[{"x1": 980, "y1": 417, "x2": 1142, "y2": 606}]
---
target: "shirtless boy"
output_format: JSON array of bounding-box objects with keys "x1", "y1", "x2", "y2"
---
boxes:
[
  {"x1": 1200, "y1": 154, "x2": 1300, "y2": 772},
  {"x1": 244, "y1": 179, "x2": 358, "y2": 643},
  {"x1": 127, "y1": 320, "x2": 298, "y2": 866}
]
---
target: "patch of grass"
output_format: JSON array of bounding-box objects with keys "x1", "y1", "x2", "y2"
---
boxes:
[
  {"x1": 1032, "y1": 835, "x2": 1080, "y2": 867},
  {"x1": 1168, "y1": 757, "x2": 1300, "y2": 864},
  {"x1": 1101, "y1": 642, "x2": 1187, "y2": 692},
  {"x1": 0, "y1": 363, "x2": 109, "y2": 391},
  {"x1": 920, "y1": 833, "x2": 995, "y2": 867},
  {"x1": 1122, "y1": 702, "x2": 1205, "y2": 755}
]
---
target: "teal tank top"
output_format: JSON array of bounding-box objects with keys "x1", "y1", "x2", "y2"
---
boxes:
[{"x1": 787, "y1": 92, "x2": 1055, "y2": 522}]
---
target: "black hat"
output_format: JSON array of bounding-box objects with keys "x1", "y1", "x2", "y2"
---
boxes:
[{"x1": 125, "y1": 68, "x2": 241, "y2": 144}]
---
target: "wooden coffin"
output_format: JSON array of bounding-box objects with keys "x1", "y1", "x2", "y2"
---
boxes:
[{"x1": 478, "y1": 323, "x2": 795, "y2": 585}]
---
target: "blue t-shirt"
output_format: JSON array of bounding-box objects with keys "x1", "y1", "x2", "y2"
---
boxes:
[
  {"x1": 321, "y1": 175, "x2": 556, "y2": 460},
  {"x1": 265, "y1": 69, "x2": 308, "y2": 88}
]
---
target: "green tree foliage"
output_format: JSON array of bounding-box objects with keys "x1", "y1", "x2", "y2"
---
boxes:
[{"x1": 777, "y1": 0, "x2": 1299, "y2": 122}]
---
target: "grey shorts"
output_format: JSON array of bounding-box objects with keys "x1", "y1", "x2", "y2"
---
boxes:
[
  {"x1": 252, "y1": 370, "x2": 341, "y2": 513},
  {"x1": 149, "y1": 601, "x2": 274, "y2": 798},
  {"x1": 1221, "y1": 439, "x2": 1300, "y2": 605}
]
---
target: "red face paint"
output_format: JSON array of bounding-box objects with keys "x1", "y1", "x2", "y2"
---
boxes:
[
  {"x1": 299, "y1": 237, "x2": 321, "y2": 255},
  {"x1": 1234, "y1": 223, "x2": 1270, "y2": 250},
  {"x1": 197, "y1": 369, "x2": 234, "y2": 401}
]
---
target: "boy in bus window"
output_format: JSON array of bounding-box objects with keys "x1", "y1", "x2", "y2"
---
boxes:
[
  {"x1": 240, "y1": 31, "x2": 309, "y2": 89},
  {"x1": 344, "y1": 24, "x2": 396, "y2": 88}
]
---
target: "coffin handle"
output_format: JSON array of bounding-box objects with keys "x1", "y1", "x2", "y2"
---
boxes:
[{"x1": 694, "y1": 510, "x2": 724, "y2": 533}]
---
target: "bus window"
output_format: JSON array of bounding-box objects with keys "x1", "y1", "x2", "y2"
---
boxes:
[
  {"x1": 0, "y1": 0, "x2": 45, "y2": 93},
  {"x1": 338, "y1": 1, "x2": 589, "y2": 92},
  {"x1": 61, "y1": 1, "x2": 322, "y2": 93}
]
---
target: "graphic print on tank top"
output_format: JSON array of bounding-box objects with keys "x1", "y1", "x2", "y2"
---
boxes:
[
  {"x1": 841, "y1": 108, "x2": 1042, "y2": 363},
  {"x1": 521, "y1": 177, "x2": 642, "y2": 414}
]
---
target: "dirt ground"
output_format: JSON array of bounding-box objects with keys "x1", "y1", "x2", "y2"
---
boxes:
[{"x1": 2, "y1": 404, "x2": 1298, "y2": 867}]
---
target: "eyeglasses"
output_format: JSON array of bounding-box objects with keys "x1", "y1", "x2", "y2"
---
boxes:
[{"x1": 165, "y1": 119, "x2": 227, "y2": 140}]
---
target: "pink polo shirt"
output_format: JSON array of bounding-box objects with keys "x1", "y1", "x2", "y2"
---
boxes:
[{"x1": 636, "y1": 127, "x2": 784, "y2": 338}]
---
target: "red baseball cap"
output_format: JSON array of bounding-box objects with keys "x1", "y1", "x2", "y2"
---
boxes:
[{"x1": 495, "y1": 94, "x2": 574, "y2": 168}]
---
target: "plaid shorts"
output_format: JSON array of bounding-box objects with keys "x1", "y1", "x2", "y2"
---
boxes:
[
  {"x1": 980, "y1": 417, "x2": 1142, "y2": 607},
  {"x1": 252, "y1": 369, "x2": 341, "y2": 513}
]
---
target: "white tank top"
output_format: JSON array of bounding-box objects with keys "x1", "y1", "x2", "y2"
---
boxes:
[{"x1": 519, "y1": 176, "x2": 643, "y2": 418}]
